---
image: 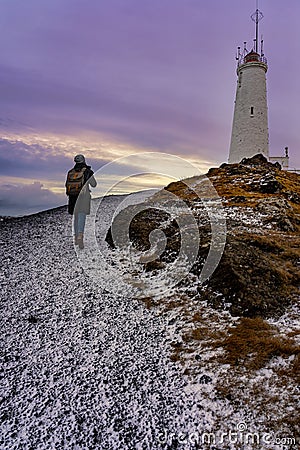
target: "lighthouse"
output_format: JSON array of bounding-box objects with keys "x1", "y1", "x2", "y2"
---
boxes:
[{"x1": 228, "y1": 6, "x2": 269, "y2": 164}]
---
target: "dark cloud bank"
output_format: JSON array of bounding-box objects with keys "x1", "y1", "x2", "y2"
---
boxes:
[{"x1": 0, "y1": 182, "x2": 65, "y2": 217}]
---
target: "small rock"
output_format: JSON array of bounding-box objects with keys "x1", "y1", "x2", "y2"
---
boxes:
[
  {"x1": 27, "y1": 315, "x2": 38, "y2": 324},
  {"x1": 168, "y1": 318, "x2": 176, "y2": 326},
  {"x1": 284, "y1": 190, "x2": 300, "y2": 204},
  {"x1": 259, "y1": 175, "x2": 283, "y2": 193},
  {"x1": 277, "y1": 217, "x2": 294, "y2": 232},
  {"x1": 199, "y1": 374, "x2": 212, "y2": 384},
  {"x1": 256, "y1": 197, "x2": 290, "y2": 215},
  {"x1": 231, "y1": 195, "x2": 246, "y2": 203},
  {"x1": 144, "y1": 260, "x2": 165, "y2": 272},
  {"x1": 171, "y1": 341, "x2": 182, "y2": 347}
]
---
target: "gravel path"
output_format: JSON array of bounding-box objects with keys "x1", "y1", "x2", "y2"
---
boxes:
[{"x1": 0, "y1": 197, "x2": 212, "y2": 450}]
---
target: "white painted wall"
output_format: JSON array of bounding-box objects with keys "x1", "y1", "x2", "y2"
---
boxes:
[
  {"x1": 229, "y1": 61, "x2": 269, "y2": 164},
  {"x1": 269, "y1": 156, "x2": 289, "y2": 169}
]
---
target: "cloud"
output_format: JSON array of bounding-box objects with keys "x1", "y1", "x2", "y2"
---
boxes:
[
  {"x1": 0, "y1": 135, "x2": 214, "y2": 215},
  {"x1": 1, "y1": 0, "x2": 299, "y2": 172},
  {"x1": 0, "y1": 62, "x2": 222, "y2": 159},
  {"x1": 0, "y1": 137, "x2": 111, "y2": 180},
  {"x1": 0, "y1": 138, "x2": 69, "y2": 178},
  {"x1": 0, "y1": 0, "x2": 235, "y2": 160},
  {"x1": 0, "y1": 181, "x2": 66, "y2": 216},
  {"x1": 0, "y1": 0, "x2": 300, "y2": 168}
]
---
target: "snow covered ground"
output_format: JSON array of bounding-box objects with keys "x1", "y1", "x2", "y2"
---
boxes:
[{"x1": 0, "y1": 195, "x2": 298, "y2": 449}]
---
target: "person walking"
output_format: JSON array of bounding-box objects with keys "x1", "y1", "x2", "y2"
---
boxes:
[{"x1": 65, "y1": 154, "x2": 97, "y2": 249}]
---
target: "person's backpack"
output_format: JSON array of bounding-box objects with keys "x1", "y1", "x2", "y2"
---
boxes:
[{"x1": 66, "y1": 167, "x2": 87, "y2": 195}]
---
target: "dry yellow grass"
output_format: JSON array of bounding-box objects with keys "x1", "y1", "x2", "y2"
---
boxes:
[{"x1": 219, "y1": 317, "x2": 300, "y2": 372}]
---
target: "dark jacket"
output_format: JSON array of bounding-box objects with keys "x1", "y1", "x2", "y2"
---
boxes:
[{"x1": 66, "y1": 163, "x2": 97, "y2": 215}]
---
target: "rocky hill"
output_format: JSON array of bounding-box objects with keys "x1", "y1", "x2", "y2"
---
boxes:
[
  {"x1": 106, "y1": 153, "x2": 300, "y2": 319},
  {"x1": 105, "y1": 154, "x2": 300, "y2": 441}
]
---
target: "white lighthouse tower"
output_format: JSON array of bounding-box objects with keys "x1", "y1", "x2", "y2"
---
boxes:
[{"x1": 228, "y1": 5, "x2": 269, "y2": 163}]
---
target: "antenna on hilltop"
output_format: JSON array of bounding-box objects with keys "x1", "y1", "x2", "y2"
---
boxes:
[{"x1": 251, "y1": 0, "x2": 264, "y2": 53}]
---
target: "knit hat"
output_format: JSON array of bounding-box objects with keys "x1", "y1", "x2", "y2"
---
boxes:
[{"x1": 74, "y1": 154, "x2": 85, "y2": 164}]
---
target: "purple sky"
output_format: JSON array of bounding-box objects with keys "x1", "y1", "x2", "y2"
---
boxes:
[{"x1": 0, "y1": 0, "x2": 299, "y2": 215}]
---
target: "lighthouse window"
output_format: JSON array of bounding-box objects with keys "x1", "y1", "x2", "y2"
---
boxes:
[
  {"x1": 238, "y1": 73, "x2": 242, "y2": 87},
  {"x1": 250, "y1": 106, "x2": 254, "y2": 116}
]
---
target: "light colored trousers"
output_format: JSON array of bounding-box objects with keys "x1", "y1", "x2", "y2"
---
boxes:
[{"x1": 73, "y1": 212, "x2": 86, "y2": 235}]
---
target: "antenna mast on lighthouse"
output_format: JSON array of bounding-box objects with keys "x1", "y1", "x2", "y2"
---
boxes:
[
  {"x1": 228, "y1": 0, "x2": 269, "y2": 164},
  {"x1": 251, "y1": 0, "x2": 264, "y2": 53}
]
